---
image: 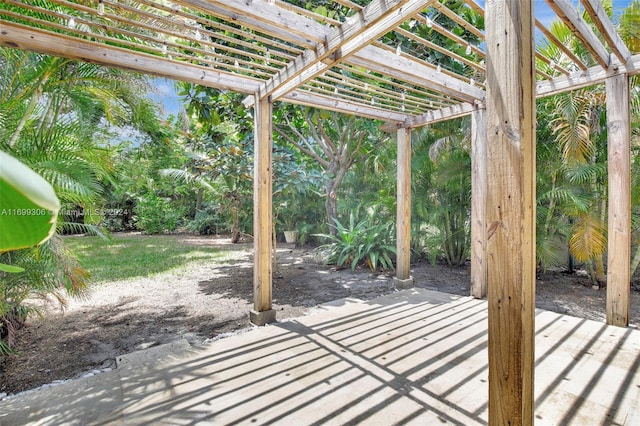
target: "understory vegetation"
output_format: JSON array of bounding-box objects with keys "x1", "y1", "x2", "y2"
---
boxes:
[{"x1": 1, "y1": 1, "x2": 640, "y2": 354}]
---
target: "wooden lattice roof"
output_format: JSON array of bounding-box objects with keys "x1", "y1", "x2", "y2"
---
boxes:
[{"x1": 1, "y1": 0, "x2": 638, "y2": 127}]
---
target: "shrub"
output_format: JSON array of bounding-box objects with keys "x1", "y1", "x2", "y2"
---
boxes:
[
  {"x1": 134, "y1": 193, "x2": 182, "y2": 234},
  {"x1": 315, "y1": 210, "x2": 396, "y2": 272},
  {"x1": 0, "y1": 237, "x2": 89, "y2": 354},
  {"x1": 187, "y1": 205, "x2": 226, "y2": 235}
]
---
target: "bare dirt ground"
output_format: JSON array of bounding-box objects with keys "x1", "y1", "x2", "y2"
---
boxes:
[{"x1": 1, "y1": 234, "x2": 639, "y2": 397}]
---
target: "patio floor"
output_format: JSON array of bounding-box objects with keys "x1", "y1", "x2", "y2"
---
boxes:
[{"x1": 1, "y1": 288, "x2": 639, "y2": 425}]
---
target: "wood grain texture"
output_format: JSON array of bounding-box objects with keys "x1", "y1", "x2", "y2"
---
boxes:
[
  {"x1": 253, "y1": 96, "x2": 273, "y2": 313},
  {"x1": 471, "y1": 106, "x2": 487, "y2": 299},
  {"x1": 259, "y1": 0, "x2": 435, "y2": 101},
  {"x1": 606, "y1": 73, "x2": 631, "y2": 327},
  {"x1": 396, "y1": 127, "x2": 412, "y2": 280},
  {"x1": 485, "y1": 0, "x2": 536, "y2": 424},
  {"x1": 546, "y1": 0, "x2": 610, "y2": 68}
]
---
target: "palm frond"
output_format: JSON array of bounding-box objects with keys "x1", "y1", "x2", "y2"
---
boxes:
[
  {"x1": 537, "y1": 234, "x2": 568, "y2": 271},
  {"x1": 569, "y1": 214, "x2": 607, "y2": 262},
  {"x1": 550, "y1": 92, "x2": 595, "y2": 164},
  {"x1": 159, "y1": 168, "x2": 215, "y2": 191}
]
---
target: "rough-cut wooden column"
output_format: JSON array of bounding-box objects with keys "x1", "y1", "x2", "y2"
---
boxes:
[
  {"x1": 395, "y1": 127, "x2": 413, "y2": 288},
  {"x1": 606, "y1": 73, "x2": 631, "y2": 327},
  {"x1": 471, "y1": 105, "x2": 487, "y2": 298},
  {"x1": 486, "y1": 1, "x2": 536, "y2": 424},
  {"x1": 250, "y1": 95, "x2": 276, "y2": 326}
]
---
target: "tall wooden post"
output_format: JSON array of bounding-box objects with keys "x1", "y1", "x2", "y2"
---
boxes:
[
  {"x1": 395, "y1": 127, "x2": 413, "y2": 288},
  {"x1": 486, "y1": 1, "x2": 536, "y2": 424},
  {"x1": 471, "y1": 105, "x2": 487, "y2": 298},
  {"x1": 250, "y1": 95, "x2": 276, "y2": 326},
  {"x1": 606, "y1": 73, "x2": 631, "y2": 327}
]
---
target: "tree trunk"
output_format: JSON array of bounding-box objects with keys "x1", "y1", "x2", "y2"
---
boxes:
[
  {"x1": 325, "y1": 180, "x2": 339, "y2": 236},
  {"x1": 195, "y1": 188, "x2": 204, "y2": 214},
  {"x1": 230, "y1": 201, "x2": 240, "y2": 243}
]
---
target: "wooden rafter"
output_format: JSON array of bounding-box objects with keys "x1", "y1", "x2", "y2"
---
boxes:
[
  {"x1": 546, "y1": 0, "x2": 611, "y2": 68},
  {"x1": 535, "y1": 19, "x2": 589, "y2": 71},
  {"x1": 0, "y1": 0, "x2": 634, "y2": 127},
  {"x1": 0, "y1": 21, "x2": 261, "y2": 93},
  {"x1": 284, "y1": 90, "x2": 408, "y2": 123},
  {"x1": 252, "y1": 0, "x2": 436, "y2": 102},
  {"x1": 348, "y1": 46, "x2": 484, "y2": 103},
  {"x1": 431, "y1": 1, "x2": 484, "y2": 39},
  {"x1": 0, "y1": 20, "x2": 407, "y2": 123},
  {"x1": 580, "y1": 0, "x2": 632, "y2": 64},
  {"x1": 537, "y1": 53, "x2": 640, "y2": 98}
]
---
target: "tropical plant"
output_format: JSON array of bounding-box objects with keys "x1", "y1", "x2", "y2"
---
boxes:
[
  {"x1": 0, "y1": 47, "x2": 165, "y2": 353},
  {"x1": 0, "y1": 237, "x2": 88, "y2": 354},
  {"x1": 273, "y1": 145, "x2": 325, "y2": 233},
  {"x1": 534, "y1": 9, "x2": 614, "y2": 283},
  {"x1": 173, "y1": 85, "x2": 254, "y2": 242},
  {"x1": 187, "y1": 204, "x2": 226, "y2": 235},
  {"x1": 410, "y1": 119, "x2": 472, "y2": 266},
  {"x1": 315, "y1": 209, "x2": 396, "y2": 272},
  {"x1": 274, "y1": 107, "x2": 389, "y2": 235},
  {"x1": 0, "y1": 151, "x2": 61, "y2": 354},
  {"x1": 134, "y1": 192, "x2": 183, "y2": 234}
]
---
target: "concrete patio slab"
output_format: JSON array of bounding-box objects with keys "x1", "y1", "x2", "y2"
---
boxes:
[{"x1": 1, "y1": 288, "x2": 639, "y2": 425}]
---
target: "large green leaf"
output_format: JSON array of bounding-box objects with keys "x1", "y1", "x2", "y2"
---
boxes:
[{"x1": 0, "y1": 151, "x2": 60, "y2": 252}]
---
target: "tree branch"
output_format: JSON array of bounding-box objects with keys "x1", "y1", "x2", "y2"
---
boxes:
[{"x1": 273, "y1": 123, "x2": 329, "y2": 167}]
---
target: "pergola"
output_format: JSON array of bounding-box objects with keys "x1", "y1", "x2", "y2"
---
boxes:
[{"x1": 1, "y1": 0, "x2": 638, "y2": 423}]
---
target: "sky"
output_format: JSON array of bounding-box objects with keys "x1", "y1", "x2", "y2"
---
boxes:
[
  {"x1": 472, "y1": 0, "x2": 634, "y2": 26},
  {"x1": 148, "y1": 78, "x2": 183, "y2": 118},
  {"x1": 534, "y1": 0, "x2": 633, "y2": 26},
  {"x1": 150, "y1": 0, "x2": 636, "y2": 116}
]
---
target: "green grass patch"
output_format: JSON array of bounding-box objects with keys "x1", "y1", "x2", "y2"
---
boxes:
[{"x1": 64, "y1": 234, "x2": 226, "y2": 282}]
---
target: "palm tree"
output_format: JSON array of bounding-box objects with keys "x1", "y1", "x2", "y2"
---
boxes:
[
  {"x1": 0, "y1": 48, "x2": 162, "y2": 351},
  {"x1": 410, "y1": 118, "x2": 472, "y2": 266},
  {"x1": 535, "y1": 2, "x2": 640, "y2": 283}
]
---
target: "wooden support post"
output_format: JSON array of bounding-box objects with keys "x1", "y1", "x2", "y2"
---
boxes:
[
  {"x1": 395, "y1": 127, "x2": 413, "y2": 289},
  {"x1": 250, "y1": 95, "x2": 276, "y2": 326},
  {"x1": 606, "y1": 73, "x2": 631, "y2": 327},
  {"x1": 486, "y1": 1, "x2": 536, "y2": 424},
  {"x1": 471, "y1": 105, "x2": 487, "y2": 298}
]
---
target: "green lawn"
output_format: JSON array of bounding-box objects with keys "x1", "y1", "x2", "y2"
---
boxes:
[{"x1": 64, "y1": 234, "x2": 227, "y2": 282}]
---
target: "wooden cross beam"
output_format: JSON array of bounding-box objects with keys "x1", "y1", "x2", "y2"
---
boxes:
[
  {"x1": 546, "y1": 0, "x2": 611, "y2": 68},
  {"x1": 252, "y1": 0, "x2": 436, "y2": 102},
  {"x1": 580, "y1": 0, "x2": 632, "y2": 64}
]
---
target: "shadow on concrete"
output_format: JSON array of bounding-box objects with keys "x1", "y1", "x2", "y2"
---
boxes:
[{"x1": 1, "y1": 289, "x2": 638, "y2": 425}]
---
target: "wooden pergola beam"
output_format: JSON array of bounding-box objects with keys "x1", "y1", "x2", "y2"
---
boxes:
[
  {"x1": 253, "y1": 0, "x2": 435, "y2": 103},
  {"x1": 580, "y1": 0, "x2": 632, "y2": 64},
  {"x1": 384, "y1": 54, "x2": 640, "y2": 129},
  {"x1": 347, "y1": 48, "x2": 485, "y2": 104},
  {"x1": 402, "y1": 102, "x2": 476, "y2": 128},
  {"x1": 545, "y1": 0, "x2": 611, "y2": 68},
  {"x1": 0, "y1": 21, "x2": 261, "y2": 94},
  {"x1": 470, "y1": 105, "x2": 487, "y2": 299},
  {"x1": 395, "y1": 127, "x2": 413, "y2": 288},
  {"x1": 250, "y1": 95, "x2": 276, "y2": 326},
  {"x1": 535, "y1": 18, "x2": 589, "y2": 71},
  {"x1": 486, "y1": 0, "x2": 536, "y2": 423},
  {"x1": 536, "y1": 54, "x2": 640, "y2": 98},
  {"x1": 285, "y1": 91, "x2": 408, "y2": 123},
  {"x1": 606, "y1": 73, "x2": 631, "y2": 327},
  {"x1": 175, "y1": 0, "x2": 325, "y2": 48},
  {"x1": 0, "y1": 22, "x2": 413, "y2": 124},
  {"x1": 203, "y1": 0, "x2": 483, "y2": 107}
]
